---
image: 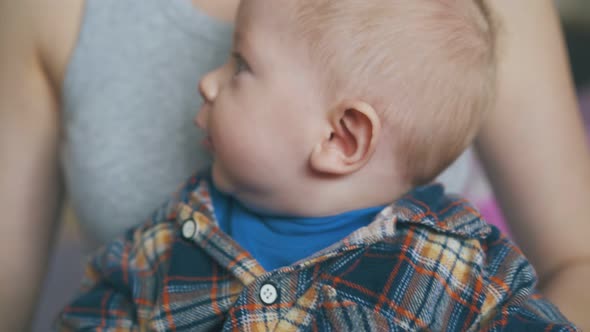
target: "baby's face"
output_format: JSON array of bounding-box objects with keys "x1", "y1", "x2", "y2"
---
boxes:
[{"x1": 195, "y1": 0, "x2": 325, "y2": 213}]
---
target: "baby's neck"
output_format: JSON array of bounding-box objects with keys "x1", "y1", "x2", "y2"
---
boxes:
[
  {"x1": 235, "y1": 171, "x2": 411, "y2": 218},
  {"x1": 294, "y1": 178, "x2": 411, "y2": 217}
]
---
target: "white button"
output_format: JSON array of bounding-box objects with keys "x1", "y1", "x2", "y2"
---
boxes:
[
  {"x1": 181, "y1": 219, "x2": 197, "y2": 239},
  {"x1": 259, "y1": 283, "x2": 278, "y2": 305}
]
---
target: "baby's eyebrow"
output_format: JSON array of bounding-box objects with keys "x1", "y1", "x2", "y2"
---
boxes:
[
  {"x1": 233, "y1": 30, "x2": 242, "y2": 45},
  {"x1": 232, "y1": 29, "x2": 255, "y2": 57},
  {"x1": 233, "y1": 29, "x2": 250, "y2": 51}
]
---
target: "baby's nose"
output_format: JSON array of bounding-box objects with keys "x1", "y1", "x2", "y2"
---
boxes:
[{"x1": 199, "y1": 70, "x2": 219, "y2": 103}]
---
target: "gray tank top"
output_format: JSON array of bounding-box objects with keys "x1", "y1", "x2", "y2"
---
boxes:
[
  {"x1": 62, "y1": 0, "x2": 472, "y2": 248},
  {"x1": 62, "y1": 0, "x2": 233, "y2": 247}
]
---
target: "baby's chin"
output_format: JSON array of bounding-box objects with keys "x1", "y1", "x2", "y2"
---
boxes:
[
  {"x1": 210, "y1": 172, "x2": 290, "y2": 217},
  {"x1": 210, "y1": 166, "x2": 232, "y2": 194},
  {"x1": 209, "y1": 163, "x2": 307, "y2": 217}
]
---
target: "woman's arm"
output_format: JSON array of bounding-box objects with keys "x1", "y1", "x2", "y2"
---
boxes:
[
  {"x1": 476, "y1": 0, "x2": 590, "y2": 328},
  {"x1": 0, "y1": 0, "x2": 82, "y2": 330}
]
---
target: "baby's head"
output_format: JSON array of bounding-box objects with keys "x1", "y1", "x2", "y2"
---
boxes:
[{"x1": 196, "y1": 0, "x2": 496, "y2": 216}]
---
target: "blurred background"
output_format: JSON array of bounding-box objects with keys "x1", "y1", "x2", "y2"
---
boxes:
[
  {"x1": 560, "y1": 0, "x2": 590, "y2": 88},
  {"x1": 32, "y1": 1, "x2": 590, "y2": 331}
]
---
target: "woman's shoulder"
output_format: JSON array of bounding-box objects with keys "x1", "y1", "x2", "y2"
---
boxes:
[
  {"x1": 0, "y1": 0, "x2": 82, "y2": 149},
  {"x1": 1, "y1": 0, "x2": 82, "y2": 114},
  {"x1": 0, "y1": 0, "x2": 82, "y2": 108},
  {"x1": 38, "y1": 0, "x2": 85, "y2": 100}
]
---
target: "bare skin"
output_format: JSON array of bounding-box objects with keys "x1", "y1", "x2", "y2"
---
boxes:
[
  {"x1": 477, "y1": 1, "x2": 590, "y2": 326},
  {"x1": 0, "y1": 1, "x2": 81, "y2": 331},
  {"x1": 0, "y1": 0, "x2": 588, "y2": 330}
]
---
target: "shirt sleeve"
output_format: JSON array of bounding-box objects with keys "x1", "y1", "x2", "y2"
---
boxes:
[
  {"x1": 54, "y1": 233, "x2": 144, "y2": 331},
  {"x1": 469, "y1": 226, "x2": 580, "y2": 331},
  {"x1": 476, "y1": 291, "x2": 579, "y2": 331},
  {"x1": 54, "y1": 175, "x2": 200, "y2": 331}
]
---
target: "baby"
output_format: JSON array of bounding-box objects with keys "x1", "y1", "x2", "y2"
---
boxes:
[{"x1": 57, "y1": 0, "x2": 576, "y2": 331}]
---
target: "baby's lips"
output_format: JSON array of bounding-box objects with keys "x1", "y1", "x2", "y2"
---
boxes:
[{"x1": 202, "y1": 135, "x2": 214, "y2": 152}]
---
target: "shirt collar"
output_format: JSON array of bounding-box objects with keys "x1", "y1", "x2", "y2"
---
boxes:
[
  {"x1": 388, "y1": 183, "x2": 491, "y2": 239},
  {"x1": 174, "y1": 176, "x2": 490, "y2": 278},
  {"x1": 182, "y1": 177, "x2": 490, "y2": 242}
]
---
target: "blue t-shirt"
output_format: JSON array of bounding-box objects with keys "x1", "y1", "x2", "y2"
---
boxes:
[{"x1": 210, "y1": 182, "x2": 384, "y2": 271}]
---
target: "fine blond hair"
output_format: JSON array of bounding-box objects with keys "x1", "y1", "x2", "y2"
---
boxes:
[{"x1": 294, "y1": 0, "x2": 497, "y2": 185}]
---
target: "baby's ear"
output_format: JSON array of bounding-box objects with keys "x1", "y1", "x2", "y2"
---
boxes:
[{"x1": 310, "y1": 100, "x2": 381, "y2": 175}]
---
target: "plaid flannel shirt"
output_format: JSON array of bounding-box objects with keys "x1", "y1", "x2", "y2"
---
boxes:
[{"x1": 56, "y1": 173, "x2": 577, "y2": 331}]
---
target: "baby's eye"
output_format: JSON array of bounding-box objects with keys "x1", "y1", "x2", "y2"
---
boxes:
[{"x1": 233, "y1": 53, "x2": 250, "y2": 75}]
